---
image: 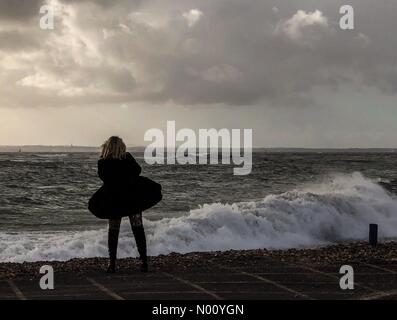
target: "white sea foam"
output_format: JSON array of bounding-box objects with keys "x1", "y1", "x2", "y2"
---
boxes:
[
  {"x1": 34, "y1": 154, "x2": 68, "y2": 158},
  {"x1": 1, "y1": 172, "x2": 397, "y2": 263}
]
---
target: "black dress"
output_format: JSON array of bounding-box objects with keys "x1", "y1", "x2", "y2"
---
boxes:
[{"x1": 88, "y1": 152, "x2": 162, "y2": 219}]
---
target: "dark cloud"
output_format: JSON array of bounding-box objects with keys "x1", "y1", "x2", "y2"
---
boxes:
[
  {"x1": 0, "y1": 30, "x2": 40, "y2": 52},
  {"x1": 0, "y1": 0, "x2": 44, "y2": 21},
  {"x1": 60, "y1": 0, "x2": 142, "y2": 7}
]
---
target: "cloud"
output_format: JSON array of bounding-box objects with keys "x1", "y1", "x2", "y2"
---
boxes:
[
  {"x1": 0, "y1": 0, "x2": 44, "y2": 21},
  {"x1": 17, "y1": 66, "x2": 136, "y2": 96},
  {"x1": 0, "y1": 0, "x2": 396, "y2": 109},
  {"x1": 356, "y1": 32, "x2": 370, "y2": 46},
  {"x1": 0, "y1": 30, "x2": 41, "y2": 52},
  {"x1": 182, "y1": 9, "x2": 203, "y2": 27},
  {"x1": 275, "y1": 10, "x2": 328, "y2": 41},
  {"x1": 200, "y1": 65, "x2": 243, "y2": 84}
]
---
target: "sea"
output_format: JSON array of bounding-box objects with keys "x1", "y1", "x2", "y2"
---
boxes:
[{"x1": 1, "y1": 151, "x2": 397, "y2": 262}]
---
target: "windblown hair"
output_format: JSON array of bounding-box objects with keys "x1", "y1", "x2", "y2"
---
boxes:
[{"x1": 101, "y1": 136, "x2": 127, "y2": 159}]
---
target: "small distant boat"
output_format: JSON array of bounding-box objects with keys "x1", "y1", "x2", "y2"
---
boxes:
[{"x1": 18, "y1": 148, "x2": 22, "y2": 153}]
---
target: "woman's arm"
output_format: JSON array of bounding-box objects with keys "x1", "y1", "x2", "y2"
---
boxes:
[
  {"x1": 98, "y1": 159, "x2": 108, "y2": 183},
  {"x1": 125, "y1": 152, "x2": 142, "y2": 177}
]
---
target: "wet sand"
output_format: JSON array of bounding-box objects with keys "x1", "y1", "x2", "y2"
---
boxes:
[{"x1": 1, "y1": 241, "x2": 397, "y2": 300}]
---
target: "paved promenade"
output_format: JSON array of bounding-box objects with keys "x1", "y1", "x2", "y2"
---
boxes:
[{"x1": 1, "y1": 246, "x2": 397, "y2": 300}]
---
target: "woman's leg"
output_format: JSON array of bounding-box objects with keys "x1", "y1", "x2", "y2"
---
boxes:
[
  {"x1": 107, "y1": 218, "x2": 122, "y2": 273},
  {"x1": 129, "y1": 213, "x2": 148, "y2": 272}
]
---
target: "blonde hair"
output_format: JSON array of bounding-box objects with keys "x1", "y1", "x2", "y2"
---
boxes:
[{"x1": 101, "y1": 136, "x2": 127, "y2": 159}]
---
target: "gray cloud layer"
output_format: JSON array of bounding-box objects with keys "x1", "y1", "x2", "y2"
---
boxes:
[{"x1": 0, "y1": 0, "x2": 396, "y2": 109}]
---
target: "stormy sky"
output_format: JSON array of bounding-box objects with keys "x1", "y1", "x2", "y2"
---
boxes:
[{"x1": 0, "y1": 0, "x2": 396, "y2": 147}]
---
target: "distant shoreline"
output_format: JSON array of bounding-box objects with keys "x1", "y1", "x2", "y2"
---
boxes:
[{"x1": 0, "y1": 145, "x2": 396, "y2": 153}]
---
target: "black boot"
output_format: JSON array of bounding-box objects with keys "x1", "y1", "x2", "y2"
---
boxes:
[
  {"x1": 132, "y1": 226, "x2": 148, "y2": 272},
  {"x1": 107, "y1": 228, "x2": 119, "y2": 273}
]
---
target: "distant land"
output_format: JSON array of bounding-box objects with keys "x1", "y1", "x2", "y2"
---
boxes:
[
  {"x1": 0, "y1": 145, "x2": 143, "y2": 153},
  {"x1": 0, "y1": 145, "x2": 396, "y2": 153}
]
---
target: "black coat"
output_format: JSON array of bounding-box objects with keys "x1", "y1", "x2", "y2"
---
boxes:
[
  {"x1": 88, "y1": 153, "x2": 162, "y2": 219},
  {"x1": 98, "y1": 152, "x2": 142, "y2": 193}
]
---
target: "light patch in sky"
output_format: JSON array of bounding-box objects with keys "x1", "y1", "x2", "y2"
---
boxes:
[{"x1": 182, "y1": 9, "x2": 203, "y2": 27}]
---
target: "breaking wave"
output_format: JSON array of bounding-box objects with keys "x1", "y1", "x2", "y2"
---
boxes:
[{"x1": 1, "y1": 172, "x2": 397, "y2": 262}]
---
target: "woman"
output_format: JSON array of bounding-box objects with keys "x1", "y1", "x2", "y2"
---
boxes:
[{"x1": 98, "y1": 136, "x2": 148, "y2": 273}]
